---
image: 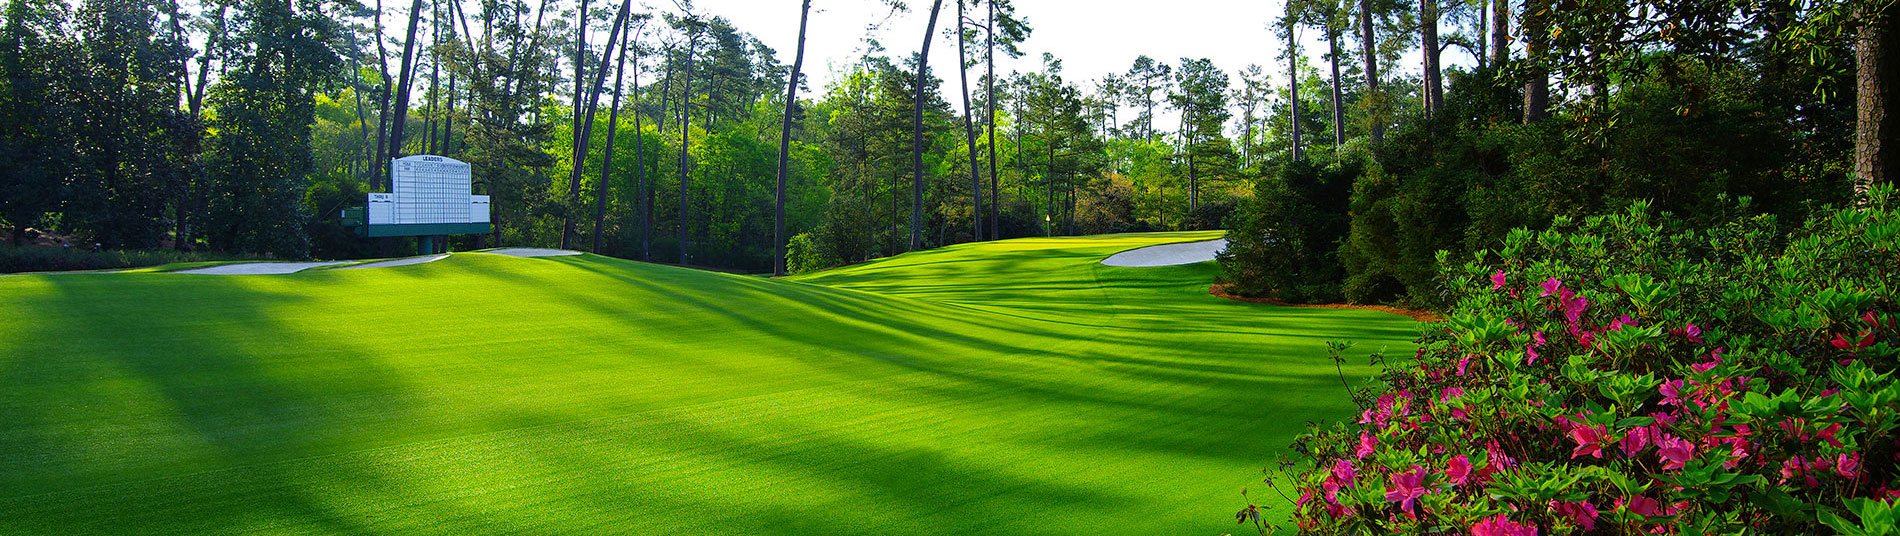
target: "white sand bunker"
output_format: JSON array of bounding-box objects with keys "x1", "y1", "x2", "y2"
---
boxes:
[
  {"x1": 485, "y1": 248, "x2": 582, "y2": 257},
  {"x1": 176, "y1": 261, "x2": 351, "y2": 275},
  {"x1": 334, "y1": 254, "x2": 449, "y2": 270},
  {"x1": 1101, "y1": 238, "x2": 1228, "y2": 267}
]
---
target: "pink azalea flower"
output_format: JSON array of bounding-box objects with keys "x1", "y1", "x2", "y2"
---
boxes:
[
  {"x1": 1657, "y1": 435, "x2": 1695, "y2": 470},
  {"x1": 1819, "y1": 423, "x2": 1845, "y2": 448},
  {"x1": 1678, "y1": 322, "x2": 1704, "y2": 343},
  {"x1": 1833, "y1": 331, "x2": 1877, "y2": 352},
  {"x1": 1445, "y1": 454, "x2": 1472, "y2": 486},
  {"x1": 1383, "y1": 465, "x2": 1429, "y2": 516},
  {"x1": 1780, "y1": 457, "x2": 1821, "y2": 488},
  {"x1": 1562, "y1": 295, "x2": 1589, "y2": 325},
  {"x1": 1658, "y1": 380, "x2": 1684, "y2": 406},
  {"x1": 1356, "y1": 431, "x2": 1378, "y2": 459},
  {"x1": 1486, "y1": 440, "x2": 1516, "y2": 468},
  {"x1": 1619, "y1": 495, "x2": 1677, "y2": 517},
  {"x1": 1567, "y1": 422, "x2": 1607, "y2": 459},
  {"x1": 1837, "y1": 452, "x2": 1861, "y2": 479},
  {"x1": 1609, "y1": 314, "x2": 1638, "y2": 331},
  {"x1": 1322, "y1": 477, "x2": 1341, "y2": 502},
  {"x1": 1721, "y1": 440, "x2": 1749, "y2": 469},
  {"x1": 1491, "y1": 270, "x2": 1508, "y2": 290},
  {"x1": 1471, "y1": 514, "x2": 1538, "y2": 536},
  {"x1": 1620, "y1": 425, "x2": 1651, "y2": 456},
  {"x1": 1333, "y1": 459, "x2": 1357, "y2": 485},
  {"x1": 1540, "y1": 278, "x2": 1564, "y2": 298},
  {"x1": 1691, "y1": 349, "x2": 1724, "y2": 373},
  {"x1": 1549, "y1": 500, "x2": 1599, "y2": 531}
]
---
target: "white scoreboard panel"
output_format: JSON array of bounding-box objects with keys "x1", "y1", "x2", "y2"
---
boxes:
[
  {"x1": 367, "y1": 155, "x2": 489, "y2": 226},
  {"x1": 391, "y1": 156, "x2": 473, "y2": 224}
]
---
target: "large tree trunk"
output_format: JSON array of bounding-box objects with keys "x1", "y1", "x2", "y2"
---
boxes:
[
  {"x1": 911, "y1": 0, "x2": 943, "y2": 252},
  {"x1": 560, "y1": 0, "x2": 591, "y2": 249},
  {"x1": 1289, "y1": 25, "x2": 1303, "y2": 161},
  {"x1": 986, "y1": 0, "x2": 1000, "y2": 240},
  {"x1": 956, "y1": 0, "x2": 982, "y2": 243},
  {"x1": 775, "y1": 0, "x2": 810, "y2": 275},
  {"x1": 1329, "y1": 28, "x2": 1344, "y2": 152},
  {"x1": 637, "y1": 48, "x2": 650, "y2": 261},
  {"x1": 593, "y1": 18, "x2": 634, "y2": 254},
  {"x1": 659, "y1": 49, "x2": 673, "y2": 135},
  {"x1": 424, "y1": 0, "x2": 440, "y2": 155},
  {"x1": 371, "y1": 0, "x2": 395, "y2": 190},
  {"x1": 563, "y1": 0, "x2": 631, "y2": 250},
  {"x1": 1358, "y1": 0, "x2": 1381, "y2": 142},
  {"x1": 679, "y1": 30, "x2": 697, "y2": 264},
  {"x1": 1188, "y1": 123, "x2": 1198, "y2": 212},
  {"x1": 1521, "y1": 0, "x2": 1549, "y2": 122},
  {"x1": 387, "y1": 0, "x2": 428, "y2": 167},
  {"x1": 441, "y1": 72, "x2": 455, "y2": 153},
  {"x1": 1420, "y1": 0, "x2": 1442, "y2": 117},
  {"x1": 1856, "y1": 5, "x2": 1897, "y2": 196},
  {"x1": 1491, "y1": 0, "x2": 1510, "y2": 67}
]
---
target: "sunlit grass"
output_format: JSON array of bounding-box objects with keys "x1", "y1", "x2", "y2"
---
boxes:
[{"x1": 0, "y1": 231, "x2": 1416, "y2": 534}]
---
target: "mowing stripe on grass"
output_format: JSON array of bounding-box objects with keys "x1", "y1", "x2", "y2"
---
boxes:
[{"x1": 0, "y1": 231, "x2": 1416, "y2": 534}]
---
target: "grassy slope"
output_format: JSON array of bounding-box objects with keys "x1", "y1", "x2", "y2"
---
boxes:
[{"x1": 0, "y1": 231, "x2": 1416, "y2": 535}]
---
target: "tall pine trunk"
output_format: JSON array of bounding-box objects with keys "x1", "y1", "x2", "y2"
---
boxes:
[
  {"x1": 1187, "y1": 122, "x2": 1198, "y2": 212},
  {"x1": 955, "y1": 0, "x2": 981, "y2": 242},
  {"x1": 1521, "y1": 0, "x2": 1549, "y2": 122},
  {"x1": 563, "y1": 0, "x2": 631, "y2": 249},
  {"x1": 1490, "y1": 0, "x2": 1509, "y2": 67},
  {"x1": 592, "y1": 19, "x2": 632, "y2": 254},
  {"x1": 1856, "y1": 6, "x2": 1896, "y2": 196},
  {"x1": 678, "y1": 29, "x2": 696, "y2": 264},
  {"x1": 1358, "y1": 0, "x2": 1381, "y2": 142},
  {"x1": 1420, "y1": 0, "x2": 1442, "y2": 117},
  {"x1": 1329, "y1": 28, "x2": 1343, "y2": 152},
  {"x1": 775, "y1": 0, "x2": 810, "y2": 275},
  {"x1": 986, "y1": 0, "x2": 1000, "y2": 240},
  {"x1": 424, "y1": 0, "x2": 440, "y2": 155},
  {"x1": 910, "y1": 0, "x2": 943, "y2": 252},
  {"x1": 388, "y1": 0, "x2": 426, "y2": 160},
  {"x1": 560, "y1": 0, "x2": 590, "y2": 249},
  {"x1": 637, "y1": 50, "x2": 650, "y2": 261},
  {"x1": 1289, "y1": 24, "x2": 1303, "y2": 161}
]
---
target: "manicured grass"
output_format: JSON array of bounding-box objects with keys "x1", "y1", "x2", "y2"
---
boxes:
[
  {"x1": 0, "y1": 231, "x2": 1417, "y2": 534},
  {"x1": 0, "y1": 245, "x2": 267, "y2": 274}
]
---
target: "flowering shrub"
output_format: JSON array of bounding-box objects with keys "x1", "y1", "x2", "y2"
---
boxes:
[{"x1": 1244, "y1": 187, "x2": 1900, "y2": 535}]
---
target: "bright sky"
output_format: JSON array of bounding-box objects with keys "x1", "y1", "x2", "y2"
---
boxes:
[{"x1": 692, "y1": 0, "x2": 1302, "y2": 96}]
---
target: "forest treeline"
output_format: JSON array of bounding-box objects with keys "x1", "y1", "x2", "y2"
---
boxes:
[{"x1": 0, "y1": 0, "x2": 1894, "y2": 284}]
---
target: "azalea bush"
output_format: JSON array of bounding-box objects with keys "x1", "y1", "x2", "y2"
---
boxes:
[{"x1": 1244, "y1": 187, "x2": 1900, "y2": 535}]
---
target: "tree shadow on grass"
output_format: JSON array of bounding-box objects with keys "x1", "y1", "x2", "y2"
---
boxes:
[{"x1": 0, "y1": 272, "x2": 444, "y2": 535}]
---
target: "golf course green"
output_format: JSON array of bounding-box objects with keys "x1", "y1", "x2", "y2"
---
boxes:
[{"x1": 0, "y1": 231, "x2": 1417, "y2": 535}]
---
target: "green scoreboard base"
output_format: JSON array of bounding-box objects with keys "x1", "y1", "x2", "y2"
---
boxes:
[{"x1": 357, "y1": 223, "x2": 492, "y2": 238}]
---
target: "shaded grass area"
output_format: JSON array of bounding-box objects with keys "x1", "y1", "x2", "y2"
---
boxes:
[
  {"x1": 0, "y1": 245, "x2": 267, "y2": 274},
  {"x1": 0, "y1": 231, "x2": 1417, "y2": 534}
]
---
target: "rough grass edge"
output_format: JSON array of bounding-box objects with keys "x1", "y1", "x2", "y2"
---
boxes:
[{"x1": 1210, "y1": 283, "x2": 1444, "y2": 322}]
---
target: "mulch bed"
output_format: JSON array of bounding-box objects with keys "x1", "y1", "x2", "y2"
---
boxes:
[{"x1": 1209, "y1": 283, "x2": 1445, "y2": 322}]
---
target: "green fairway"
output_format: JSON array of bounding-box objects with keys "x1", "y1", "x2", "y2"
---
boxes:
[{"x1": 0, "y1": 231, "x2": 1416, "y2": 535}]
